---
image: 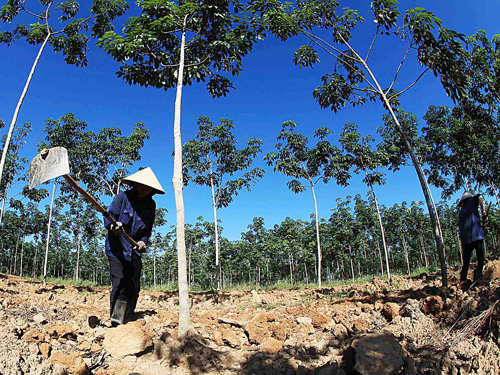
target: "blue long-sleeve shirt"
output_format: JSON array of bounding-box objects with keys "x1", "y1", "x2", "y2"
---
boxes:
[
  {"x1": 104, "y1": 190, "x2": 156, "y2": 261},
  {"x1": 458, "y1": 194, "x2": 484, "y2": 246}
]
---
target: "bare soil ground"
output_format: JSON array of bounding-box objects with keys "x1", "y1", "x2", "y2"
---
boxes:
[{"x1": 0, "y1": 263, "x2": 499, "y2": 375}]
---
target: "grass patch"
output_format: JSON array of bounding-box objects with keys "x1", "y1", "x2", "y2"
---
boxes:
[{"x1": 146, "y1": 283, "x2": 178, "y2": 292}]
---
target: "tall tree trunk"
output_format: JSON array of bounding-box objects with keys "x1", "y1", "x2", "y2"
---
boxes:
[
  {"x1": 20, "y1": 236, "x2": 25, "y2": 277},
  {"x1": 210, "y1": 176, "x2": 222, "y2": 290},
  {"x1": 401, "y1": 233, "x2": 411, "y2": 275},
  {"x1": 0, "y1": 188, "x2": 7, "y2": 228},
  {"x1": 304, "y1": 262, "x2": 309, "y2": 286},
  {"x1": 172, "y1": 17, "x2": 190, "y2": 337},
  {"x1": 375, "y1": 240, "x2": 385, "y2": 277},
  {"x1": 419, "y1": 233, "x2": 429, "y2": 268},
  {"x1": 0, "y1": 33, "x2": 51, "y2": 188},
  {"x1": 288, "y1": 251, "x2": 293, "y2": 284},
  {"x1": 369, "y1": 184, "x2": 391, "y2": 281},
  {"x1": 310, "y1": 181, "x2": 323, "y2": 287},
  {"x1": 13, "y1": 232, "x2": 20, "y2": 276},
  {"x1": 43, "y1": 181, "x2": 57, "y2": 285},
  {"x1": 343, "y1": 40, "x2": 448, "y2": 286},
  {"x1": 33, "y1": 242, "x2": 38, "y2": 278},
  {"x1": 75, "y1": 230, "x2": 82, "y2": 281},
  {"x1": 349, "y1": 245, "x2": 355, "y2": 282}
]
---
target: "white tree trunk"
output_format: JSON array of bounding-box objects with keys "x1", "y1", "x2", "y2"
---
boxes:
[
  {"x1": 0, "y1": 33, "x2": 50, "y2": 189},
  {"x1": 75, "y1": 230, "x2": 82, "y2": 280},
  {"x1": 43, "y1": 180, "x2": 57, "y2": 285},
  {"x1": 370, "y1": 185, "x2": 391, "y2": 281},
  {"x1": 172, "y1": 19, "x2": 190, "y2": 337},
  {"x1": 401, "y1": 233, "x2": 411, "y2": 275},
  {"x1": 20, "y1": 236, "x2": 25, "y2": 277},
  {"x1": 310, "y1": 182, "x2": 322, "y2": 287},
  {"x1": 375, "y1": 240, "x2": 384, "y2": 277},
  {"x1": 0, "y1": 189, "x2": 7, "y2": 227},
  {"x1": 210, "y1": 177, "x2": 221, "y2": 290}
]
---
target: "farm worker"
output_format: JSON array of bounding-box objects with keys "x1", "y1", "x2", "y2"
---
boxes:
[
  {"x1": 104, "y1": 167, "x2": 165, "y2": 326},
  {"x1": 457, "y1": 191, "x2": 487, "y2": 285}
]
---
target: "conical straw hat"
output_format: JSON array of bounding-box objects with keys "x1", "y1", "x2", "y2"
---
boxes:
[
  {"x1": 122, "y1": 167, "x2": 165, "y2": 195},
  {"x1": 458, "y1": 191, "x2": 473, "y2": 206}
]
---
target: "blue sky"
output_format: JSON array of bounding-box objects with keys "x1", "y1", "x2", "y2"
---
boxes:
[{"x1": 0, "y1": 0, "x2": 499, "y2": 240}]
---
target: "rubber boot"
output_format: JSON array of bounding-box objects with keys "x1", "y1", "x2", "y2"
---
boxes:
[{"x1": 111, "y1": 299, "x2": 127, "y2": 327}]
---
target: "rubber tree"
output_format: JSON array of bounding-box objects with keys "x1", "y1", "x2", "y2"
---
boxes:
[
  {"x1": 339, "y1": 123, "x2": 391, "y2": 281},
  {"x1": 251, "y1": 0, "x2": 470, "y2": 286},
  {"x1": 99, "y1": 0, "x2": 258, "y2": 336},
  {"x1": 183, "y1": 116, "x2": 264, "y2": 290},
  {"x1": 0, "y1": 121, "x2": 31, "y2": 227},
  {"x1": 152, "y1": 207, "x2": 167, "y2": 288},
  {"x1": 423, "y1": 104, "x2": 500, "y2": 204},
  {"x1": 265, "y1": 122, "x2": 351, "y2": 287},
  {"x1": 90, "y1": 123, "x2": 150, "y2": 197},
  {"x1": 329, "y1": 196, "x2": 359, "y2": 281},
  {"x1": 0, "y1": 0, "x2": 128, "y2": 194},
  {"x1": 240, "y1": 217, "x2": 272, "y2": 287}
]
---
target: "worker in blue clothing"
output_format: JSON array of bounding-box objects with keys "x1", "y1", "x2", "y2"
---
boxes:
[
  {"x1": 104, "y1": 167, "x2": 165, "y2": 326},
  {"x1": 457, "y1": 191, "x2": 487, "y2": 286}
]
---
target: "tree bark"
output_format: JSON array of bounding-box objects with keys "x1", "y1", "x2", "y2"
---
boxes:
[
  {"x1": 0, "y1": 33, "x2": 51, "y2": 189},
  {"x1": 401, "y1": 233, "x2": 411, "y2": 275},
  {"x1": 0, "y1": 189, "x2": 7, "y2": 228},
  {"x1": 20, "y1": 235, "x2": 25, "y2": 277},
  {"x1": 210, "y1": 176, "x2": 222, "y2": 290},
  {"x1": 375, "y1": 240, "x2": 384, "y2": 277},
  {"x1": 75, "y1": 230, "x2": 82, "y2": 281},
  {"x1": 13, "y1": 232, "x2": 20, "y2": 276},
  {"x1": 349, "y1": 245, "x2": 355, "y2": 282},
  {"x1": 172, "y1": 17, "x2": 190, "y2": 337},
  {"x1": 310, "y1": 182, "x2": 323, "y2": 287},
  {"x1": 419, "y1": 233, "x2": 429, "y2": 268},
  {"x1": 43, "y1": 180, "x2": 58, "y2": 285},
  {"x1": 369, "y1": 184, "x2": 391, "y2": 281}
]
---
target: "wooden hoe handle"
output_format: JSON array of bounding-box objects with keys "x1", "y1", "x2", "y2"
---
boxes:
[{"x1": 62, "y1": 174, "x2": 139, "y2": 248}]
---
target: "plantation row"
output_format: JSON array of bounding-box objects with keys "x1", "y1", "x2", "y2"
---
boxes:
[{"x1": 1, "y1": 181, "x2": 499, "y2": 290}]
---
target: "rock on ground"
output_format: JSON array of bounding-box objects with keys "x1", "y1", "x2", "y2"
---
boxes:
[
  {"x1": 352, "y1": 330, "x2": 404, "y2": 375},
  {"x1": 103, "y1": 321, "x2": 154, "y2": 357}
]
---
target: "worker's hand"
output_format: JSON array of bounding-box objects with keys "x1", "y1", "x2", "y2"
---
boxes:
[
  {"x1": 133, "y1": 240, "x2": 147, "y2": 253},
  {"x1": 110, "y1": 222, "x2": 124, "y2": 235}
]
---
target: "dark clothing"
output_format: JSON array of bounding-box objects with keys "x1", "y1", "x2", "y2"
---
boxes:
[
  {"x1": 458, "y1": 194, "x2": 484, "y2": 246},
  {"x1": 458, "y1": 194, "x2": 485, "y2": 282},
  {"x1": 460, "y1": 240, "x2": 485, "y2": 282},
  {"x1": 104, "y1": 188, "x2": 155, "y2": 319},
  {"x1": 108, "y1": 254, "x2": 142, "y2": 317},
  {"x1": 104, "y1": 190, "x2": 156, "y2": 262}
]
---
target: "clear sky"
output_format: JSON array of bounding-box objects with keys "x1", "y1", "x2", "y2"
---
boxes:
[{"x1": 0, "y1": 1, "x2": 499, "y2": 240}]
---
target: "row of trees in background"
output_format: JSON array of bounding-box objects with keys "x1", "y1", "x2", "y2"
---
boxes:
[
  {"x1": 0, "y1": 109, "x2": 499, "y2": 289},
  {"x1": 2, "y1": 191, "x2": 500, "y2": 291}
]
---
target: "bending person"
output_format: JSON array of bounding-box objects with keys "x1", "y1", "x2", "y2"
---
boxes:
[
  {"x1": 457, "y1": 191, "x2": 487, "y2": 286},
  {"x1": 104, "y1": 167, "x2": 165, "y2": 326}
]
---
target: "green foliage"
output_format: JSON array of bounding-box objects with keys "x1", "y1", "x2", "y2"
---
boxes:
[
  {"x1": 183, "y1": 116, "x2": 264, "y2": 209},
  {"x1": 265, "y1": 121, "x2": 351, "y2": 192},
  {"x1": 0, "y1": 0, "x2": 129, "y2": 66},
  {"x1": 99, "y1": 0, "x2": 257, "y2": 97},
  {"x1": 38, "y1": 113, "x2": 150, "y2": 197}
]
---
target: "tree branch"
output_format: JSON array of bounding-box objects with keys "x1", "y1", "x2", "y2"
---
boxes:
[
  {"x1": 388, "y1": 68, "x2": 429, "y2": 100},
  {"x1": 365, "y1": 26, "x2": 379, "y2": 62},
  {"x1": 302, "y1": 29, "x2": 361, "y2": 64},
  {"x1": 386, "y1": 41, "x2": 413, "y2": 95}
]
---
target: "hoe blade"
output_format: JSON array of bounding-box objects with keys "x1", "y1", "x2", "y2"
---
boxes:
[{"x1": 29, "y1": 146, "x2": 70, "y2": 189}]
